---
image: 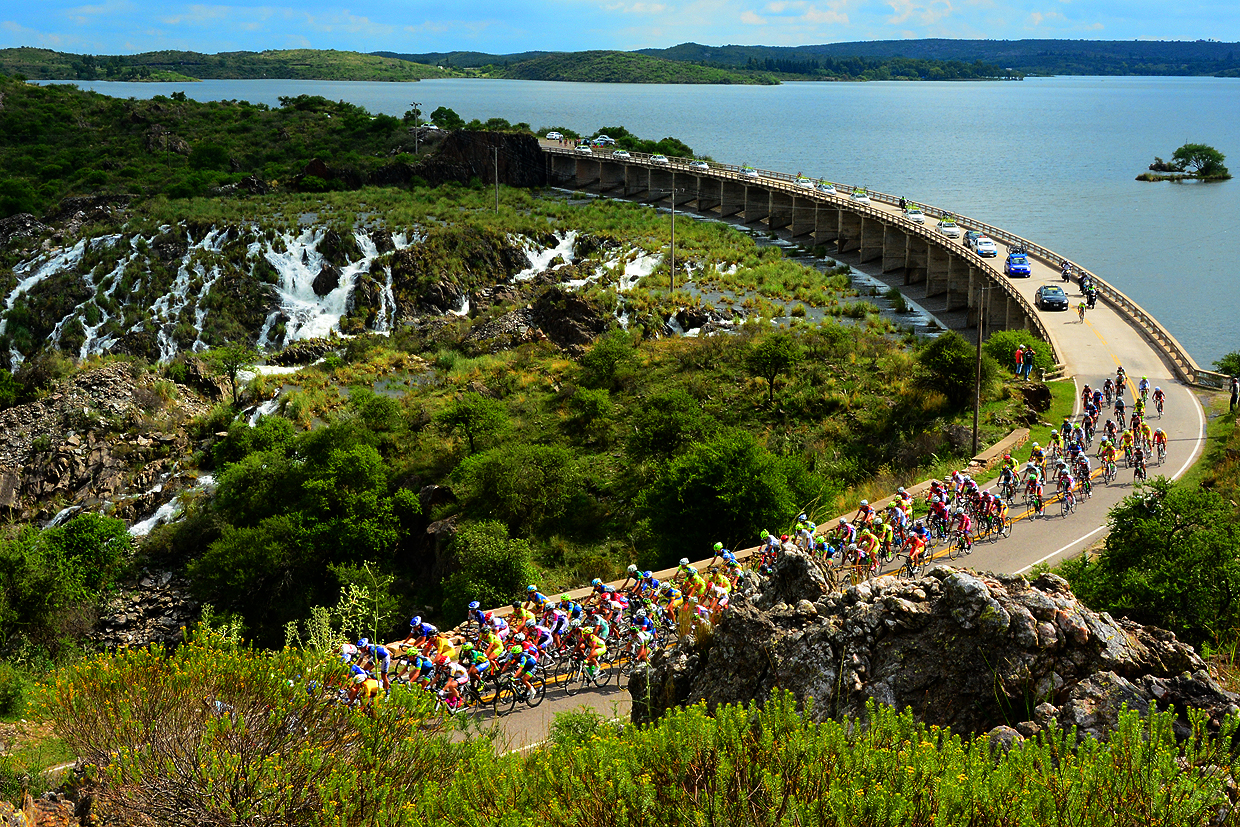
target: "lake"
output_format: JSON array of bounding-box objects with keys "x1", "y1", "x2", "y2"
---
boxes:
[{"x1": 54, "y1": 76, "x2": 1240, "y2": 365}]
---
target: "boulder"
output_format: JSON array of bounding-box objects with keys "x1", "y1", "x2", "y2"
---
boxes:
[
  {"x1": 630, "y1": 557, "x2": 1240, "y2": 742},
  {"x1": 530, "y1": 286, "x2": 607, "y2": 354}
]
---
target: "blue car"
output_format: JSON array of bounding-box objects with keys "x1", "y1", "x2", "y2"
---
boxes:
[{"x1": 1004, "y1": 251, "x2": 1032, "y2": 278}]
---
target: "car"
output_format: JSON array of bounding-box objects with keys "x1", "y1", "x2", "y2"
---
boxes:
[
  {"x1": 545, "y1": 131, "x2": 564, "y2": 141},
  {"x1": 1036, "y1": 284, "x2": 1069, "y2": 311},
  {"x1": 740, "y1": 165, "x2": 759, "y2": 178},
  {"x1": 902, "y1": 204, "x2": 925, "y2": 223},
  {"x1": 935, "y1": 215, "x2": 962, "y2": 239},
  {"x1": 574, "y1": 144, "x2": 593, "y2": 155},
  {"x1": 592, "y1": 135, "x2": 616, "y2": 146},
  {"x1": 850, "y1": 187, "x2": 871, "y2": 204},
  {"x1": 963, "y1": 230, "x2": 981, "y2": 250},
  {"x1": 1004, "y1": 251, "x2": 1032, "y2": 278},
  {"x1": 794, "y1": 176, "x2": 814, "y2": 189},
  {"x1": 974, "y1": 236, "x2": 999, "y2": 257},
  {"x1": 688, "y1": 160, "x2": 709, "y2": 170},
  {"x1": 816, "y1": 181, "x2": 837, "y2": 195},
  {"x1": 650, "y1": 154, "x2": 669, "y2": 165},
  {"x1": 611, "y1": 149, "x2": 631, "y2": 160}
]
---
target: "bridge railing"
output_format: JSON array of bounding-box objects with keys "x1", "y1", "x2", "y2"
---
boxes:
[{"x1": 546, "y1": 145, "x2": 1060, "y2": 364}]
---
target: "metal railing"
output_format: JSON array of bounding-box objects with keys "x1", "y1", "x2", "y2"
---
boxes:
[
  {"x1": 546, "y1": 145, "x2": 1061, "y2": 365},
  {"x1": 547, "y1": 144, "x2": 1221, "y2": 387}
]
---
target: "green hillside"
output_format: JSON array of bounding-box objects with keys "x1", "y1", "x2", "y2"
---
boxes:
[
  {"x1": 496, "y1": 50, "x2": 778, "y2": 84},
  {"x1": 0, "y1": 47, "x2": 449, "y2": 82}
]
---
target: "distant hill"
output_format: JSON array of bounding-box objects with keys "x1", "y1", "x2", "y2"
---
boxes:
[
  {"x1": 495, "y1": 51, "x2": 777, "y2": 84},
  {"x1": 372, "y1": 50, "x2": 553, "y2": 69},
  {"x1": 0, "y1": 47, "x2": 449, "y2": 82},
  {"x1": 637, "y1": 39, "x2": 1240, "y2": 77}
]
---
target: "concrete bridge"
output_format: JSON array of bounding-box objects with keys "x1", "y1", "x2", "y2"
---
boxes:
[{"x1": 544, "y1": 144, "x2": 1061, "y2": 364}]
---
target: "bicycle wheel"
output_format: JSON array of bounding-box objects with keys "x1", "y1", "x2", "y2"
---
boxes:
[
  {"x1": 492, "y1": 680, "x2": 519, "y2": 716},
  {"x1": 561, "y1": 661, "x2": 583, "y2": 696},
  {"x1": 523, "y1": 675, "x2": 546, "y2": 708},
  {"x1": 591, "y1": 661, "x2": 615, "y2": 688},
  {"x1": 1002, "y1": 516, "x2": 1013, "y2": 538},
  {"x1": 947, "y1": 535, "x2": 962, "y2": 560}
]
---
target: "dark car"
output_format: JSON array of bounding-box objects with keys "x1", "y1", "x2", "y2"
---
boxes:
[
  {"x1": 1036, "y1": 284, "x2": 1069, "y2": 311},
  {"x1": 1004, "y1": 251, "x2": 1032, "y2": 278},
  {"x1": 963, "y1": 230, "x2": 981, "y2": 250}
]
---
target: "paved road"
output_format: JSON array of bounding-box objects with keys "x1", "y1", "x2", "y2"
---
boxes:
[{"x1": 500, "y1": 155, "x2": 1209, "y2": 746}]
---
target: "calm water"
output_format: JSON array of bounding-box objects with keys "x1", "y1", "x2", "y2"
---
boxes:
[{"x1": 56, "y1": 76, "x2": 1240, "y2": 364}]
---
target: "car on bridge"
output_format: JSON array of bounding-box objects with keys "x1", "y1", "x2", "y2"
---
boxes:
[
  {"x1": 650, "y1": 154, "x2": 669, "y2": 165},
  {"x1": 688, "y1": 160, "x2": 710, "y2": 171},
  {"x1": 1036, "y1": 284, "x2": 1069, "y2": 311},
  {"x1": 592, "y1": 135, "x2": 617, "y2": 146},
  {"x1": 935, "y1": 215, "x2": 962, "y2": 239},
  {"x1": 816, "y1": 181, "x2": 837, "y2": 195},
  {"x1": 575, "y1": 144, "x2": 593, "y2": 155},
  {"x1": 902, "y1": 204, "x2": 925, "y2": 223},
  {"x1": 795, "y1": 176, "x2": 814, "y2": 189},
  {"x1": 741, "y1": 165, "x2": 759, "y2": 178},
  {"x1": 1004, "y1": 251, "x2": 1032, "y2": 278},
  {"x1": 963, "y1": 230, "x2": 981, "y2": 249},
  {"x1": 546, "y1": 131, "x2": 564, "y2": 140},
  {"x1": 611, "y1": 149, "x2": 631, "y2": 160},
  {"x1": 974, "y1": 236, "x2": 999, "y2": 257},
  {"x1": 850, "y1": 187, "x2": 871, "y2": 204}
]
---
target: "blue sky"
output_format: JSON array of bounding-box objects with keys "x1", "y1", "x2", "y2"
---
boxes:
[{"x1": 3, "y1": 1, "x2": 1236, "y2": 55}]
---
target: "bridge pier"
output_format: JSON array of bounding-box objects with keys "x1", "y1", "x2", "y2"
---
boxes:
[
  {"x1": 838, "y1": 211, "x2": 862, "y2": 254},
  {"x1": 790, "y1": 197, "x2": 816, "y2": 238},
  {"x1": 859, "y1": 217, "x2": 884, "y2": 264},
  {"x1": 945, "y1": 258, "x2": 968, "y2": 312},
  {"x1": 720, "y1": 181, "x2": 746, "y2": 218},
  {"x1": 814, "y1": 205, "x2": 840, "y2": 248},
  {"x1": 882, "y1": 226, "x2": 908, "y2": 273},
  {"x1": 769, "y1": 191, "x2": 794, "y2": 232},
  {"x1": 989, "y1": 288, "x2": 1008, "y2": 332},
  {"x1": 697, "y1": 177, "x2": 722, "y2": 213},
  {"x1": 598, "y1": 161, "x2": 625, "y2": 193},
  {"x1": 644, "y1": 168, "x2": 673, "y2": 203},
  {"x1": 905, "y1": 236, "x2": 928, "y2": 286},
  {"x1": 744, "y1": 187, "x2": 769, "y2": 225},
  {"x1": 624, "y1": 165, "x2": 648, "y2": 197},
  {"x1": 574, "y1": 158, "x2": 601, "y2": 189},
  {"x1": 925, "y1": 244, "x2": 951, "y2": 299},
  {"x1": 549, "y1": 154, "x2": 577, "y2": 187}
]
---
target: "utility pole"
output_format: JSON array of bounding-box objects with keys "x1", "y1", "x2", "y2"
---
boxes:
[
  {"x1": 972, "y1": 285, "x2": 987, "y2": 455},
  {"x1": 494, "y1": 146, "x2": 500, "y2": 214},
  {"x1": 410, "y1": 101, "x2": 421, "y2": 154},
  {"x1": 670, "y1": 170, "x2": 676, "y2": 292}
]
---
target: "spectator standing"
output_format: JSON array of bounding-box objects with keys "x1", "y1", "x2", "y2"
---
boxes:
[
  {"x1": 1014, "y1": 344, "x2": 1025, "y2": 379},
  {"x1": 1021, "y1": 346, "x2": 1035, "y2": 381},
  {"x1": 1231, "y1": 376, "x2": 1238, "y2": 413}
]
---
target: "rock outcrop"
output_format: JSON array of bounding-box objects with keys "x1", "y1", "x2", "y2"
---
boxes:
[
  {"x1": 631, "y1": 552, "x2": 1240, "y2": 742},
  {"x1": 91, "y1": 571, "x2": 198, "y2": 649}
]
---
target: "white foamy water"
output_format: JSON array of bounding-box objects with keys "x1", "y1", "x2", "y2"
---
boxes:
[
  {"x1": 129, "y1": 474, "x2": 215, "y2": 537},
  {"x1": 619, "y1": 252, "x2": 661, "y2": 291},
  {"x1": 513, "y1": 231, "x2": 579, "y2": 281},
  {"x1": 261, "y1": 229, "x2": 381, "y2": 346},
  {"x1": 149, "y1": 229, "x2": 228, "y2": 363},
  {"x1": 247, "y1": 398, "x2": 280, "y2": 426},
  {"x1": 0, "y1": 239, "x2": 90, "y2": 337}
]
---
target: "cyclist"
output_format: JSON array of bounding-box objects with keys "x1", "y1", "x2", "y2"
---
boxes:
[
  {"x1": 525, "y1": 585, "x2": 550, "y2": 612},
  {"x1": 1092, "y1": 388, "x2": 1104, "y2": 410},
  {"x1": 855, "y1": 526, "x2": 881, "y2": 571},
  {"x1": 1103, "y1": 418, "x2": 1118, "y2": 443},
  {"x1": 443, "y1": 658, "x2": 470, "y2": 708},
  {"x1": 582, "y1": 627, "x2": 608, "y2": 677},
  {"x1": 1138, "y1": 376, "x2": 1150, "y2": 400},
  {"x1": 1029, "y1": 473, "x2": 1046, "y2": 516},
  {"x1": 1103, "y1": 376, "x2": 1114, "y2": 403},
  {"x1": 1118, "y1": 428, "x2": 1135, "y2": 462},
  {"x1": 907, "y1": 520, "x2": 930, "y2": 565},
  {"x1": 1133, "y1": 444, "x2": 1148, "y2": 480},
  {"x1": 357, "y1": 638, "x2": 393, "y2": 694},
  {"x1": 873, "y1": 516, "x2": 895, "y2": 561},
  {"x1": 1152, "y1": 427, "x2": 1168, "y2": 460},
  {"x1": 1138, "y1": 419, "x2": 1154, "y2": 451},
  {"x1": 1030, "y1": 442, "x2": 1046, "y2": 471},
  {"x1": 951, "y1": 508, "x2": 973, "y2": 551},
  {"x1": 795, "y1": 520, "x2": 815, "y2": 550},
  {"x1": 404, "y1": 616, "x2": 440, "y2": 654},
  {"x1": 408, "y1": 653, "x2": 437, "y2": 691},
  {"x1": 1116, "y1": 365, "x2": 1126, "y2": 389},
  {"x1": 1060, "y1": 417, "x2": 1074, "y2": 443},
  {"x1": 833, "y1": 517, "x2": 857, "y2": 547},
  {"x1": 1114, "y1": 394, "x2": 1126, "y2": 421},
  {"x1": 854, "y1": 499, "x2": 875, "y2": 527},
  {"x1": 998, "y1": 462, "x2": 1018, "y2": 499},
  {"x1": 509, "y1": 601, "x2": 535, "y2": 629},
  {"x1": 1152, "y1": 386, "x2": 1166, "y2": 415},
  {"x1": 929, "y1": 495, "x2": 951, "y2": 534},
  {"x1": 460, "y1": 641, "x2": 491, "y2": 683},
  {"x1": 1047, "y1": 428, "x2": 1063, "y2": 457},
  {"x1": 1133, "y1": 395, "x2": 1146, "y2": 420},
  {"x1": 1080, "y1": 384, "x2": 1092, "y2": 410}
]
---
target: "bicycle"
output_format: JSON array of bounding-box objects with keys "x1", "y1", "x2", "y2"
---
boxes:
[
  {"x1": 897, "y1": 553, "x2": 924, "y2": 580},
  {"x1": 1156, "y1": 443, "x2": 1166, "y2": 465},
  {"x1": 560, "y1": 652, "x2": 614, "y2": 695},
  {"x1": 947, "y1": 531, "x2": 972, "y2": 560},
  {"x1": 1156, "y1": 397, "x2": 1164, "y2": 418},
  {"x1": 1060, "y1": 491, "x2": 1076, "y2": 516},
  {"x1": 998, "y1": 478, "x2": 1017, "y2": 502},
  {"x1": 1134, "y1": 462, "x2": 1147, "y2": 483},
  {"x1": 1103, "y1": 460, "x2": 1116, "y2": 483}
]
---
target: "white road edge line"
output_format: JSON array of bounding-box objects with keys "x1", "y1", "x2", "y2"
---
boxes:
[{"x1": 1014, "y1": 384, "x2": 1208, "y2": 576}]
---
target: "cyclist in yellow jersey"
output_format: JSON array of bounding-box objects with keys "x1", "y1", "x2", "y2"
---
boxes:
[
  {"x1": 873, "y1": 517, "x2": 895, "y2": 559},
  {"x1": 1139, "y1": 420, "x2": 1153, "y2": 448},
  {"x1": 1047, "y1": 430, "x2": 1062, "y2": 452},
  {"x1": 1152, "y1": 428, "x2": 1167, "y2": 449},
  {"x1": 1000, "y1": 453, "x2": 1017, "y2": 474}
]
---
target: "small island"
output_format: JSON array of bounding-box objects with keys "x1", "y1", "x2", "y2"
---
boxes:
[{"x1": 1138, "y1": 142, "x2": 1231, "y2": 181}]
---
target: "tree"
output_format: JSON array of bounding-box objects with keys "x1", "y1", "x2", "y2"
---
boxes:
[
  {"x1": 627, "y1": 388, "x2": 717, "y2": 462},
  {"x1": 1171, "y1": 143, "x2": 1229, "y2": 178},
  {"x1": 579, "y1": 329, "x2": 638, "y2": 391},
  {"x1": 452, "y1": 442, "x2": 581, "y2": 535},
  {"x1": 1059, "y1": 479, "x2": 1240, "y2": 646},
  {"x1": 745, "y1": 332, "x2": 802, "y2": 404},
  {"x1": 430, "y1": 106, "x2": 464, "y2": 130},
  {"x1": 917, "y1": 330, "x2": 995, "y2": 408},
  {"x1": 440, "y1": 520, "x2": 537, "y2": 621},
  {"x1": 435, "y1": 392, "x2": 508, "y2": 454},
  {"x1": 1214, "y1": 351, "x2": 1240, "y2": 377},
  {"x1": 206, "y1": 343, "x2": 258, "y2": 407}
]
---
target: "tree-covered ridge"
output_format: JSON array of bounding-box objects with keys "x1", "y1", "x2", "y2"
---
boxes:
[
  {"x1": 0, "y1": 47, "x2": 449, "y2": 82},
  {"x1": 495, "y1": 51, "x2": 778, "y2": 85}
]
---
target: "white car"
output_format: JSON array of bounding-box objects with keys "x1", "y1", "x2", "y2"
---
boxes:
[
  {"x1": 611, "y1": 149, "x2": 631, "y2": 160},
  {"x1": 740, "y1": 166, "x2": 759, "y2": 178},
  {"x1": 974, "y1": 236, "x2": 999, "y2": 257},
  {"x1": 795, "y1": 176, "x2": 814, "y2": 189},
  {"x1": 903, "y1": 205, "x2": 925, "y2": 224},
  {"x1": 592, "y1": 135, "x2": 616, "y2": 146},
  {"x1": 650, "y1": 154, "x2": 669, "y2": 165},
  {"x1": 936, "y1": 217, "x2": 963, "y2": 239},
  {"x1": 850, "y1": 188, "x2": 871, "y2": 204},
  {"x1": 546, "y1": 131, "x2": 564, "y2": 140},
  {"x1": 688, "y1": 160, "x2": 709, "y2": 170},
  {"x1": 575, "y1": 144, "x2": 593, "y2": 155},
  {"x1": 816, "y1": 181, "x2": 837, "y2": 195}
]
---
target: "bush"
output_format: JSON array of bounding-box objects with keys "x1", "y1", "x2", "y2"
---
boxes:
[
  {"x1": 435, "y1": 392, "x2": 508, "y2": 454},
  {"x1": 579, "y1": 329, "x2": 638, "y2": 390},
  {"x1": 627, "y1": 388, "x2": 717, "y2": 462},
  {"x1": 983, "y1": 330, "x2": 1053, "y2": 376},
  {"x1": 917, "y1": 330, "x2": 997, "y2": 408},
  {"x1": 0, "y1": 662, "x2": 26, "y2": 717},
  {"x1": 1214, "y1": 351, "x2": 1240, "y2": 377},
  {"x1": 453, "y1": 443, "x2": 581, "y2": 535},
  {"x1": 440, "y1": 520, "x2": 537, "y2": 621}
]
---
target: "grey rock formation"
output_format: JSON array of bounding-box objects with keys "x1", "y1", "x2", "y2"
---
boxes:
[
  {"x1": 630, "y1": 552, "x2": 1238, "y2": 741},
  {"x1": 91, "y1": 572, "x2": 199, "y2": 649}
]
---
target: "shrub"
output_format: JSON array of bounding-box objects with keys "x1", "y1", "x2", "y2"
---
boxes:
[
  {"x1": 579, "y1": 329, "x2": 638, "y2": 390},
  {"x1": 917, "y1": 330, "x2": 997, "y2": 408},
  {"x1": 745, "y1": 331, "x2": 802, "y2": 403},
  {"x1": 440, "y1": 520, "x2": 537, "y2": 621},
  {"x1": 984, "y1": 330, "x2": 1053, "y2": 376},
  {"x1": 627, "y1": 388, "x2": 717, "y2": 462},
  {"x1": 453, "y1": 443, "x2": 581, "y2": 535},
  {"x1": 1214, "y1": 351, "x2": 1240, "y2": 377},
  {"x1": 435, "y1": 392, "x2": 508, "y2": 454},
  {"x1": 0, "y1": 662, "x2": 26, "y2": 716}
]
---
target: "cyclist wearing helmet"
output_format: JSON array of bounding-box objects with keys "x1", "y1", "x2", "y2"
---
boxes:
[
  {"x1": 854, "y1": 499, "x2": 875, "y2": 526},
  {"x1": 509, "y1": 601, "x2": 535, "y2": 628},
  {"x1": 834, "y1": 517, "x2": 857, "y2": 545},
  {"x1": 951, "y1": 508, "x2": 973, "y2": 551},
  {"x1": 525, "y1": 585, "x2": 549, "y2": 611},
  {"x1": 403, "y1": 616, "x2": 440, "y2": 653},
  {"x1": 1138, "y1": 376, "x2": 1150, "y2": 400},
  {"x1": 873, "y1": 516, "x2": 895, "y2": 560},
  {"x1": 357, "y1": 638, "x2": 393, "y2": 693}
]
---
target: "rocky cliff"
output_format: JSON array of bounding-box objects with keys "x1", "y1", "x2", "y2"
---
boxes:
[{"x1": 631, "y1": 552, "x2": 1240, "y2": 742}]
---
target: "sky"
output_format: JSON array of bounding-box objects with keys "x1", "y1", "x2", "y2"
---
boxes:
[{"x1": 2, "y1": 0, "x2": 1237, "y2": 56}]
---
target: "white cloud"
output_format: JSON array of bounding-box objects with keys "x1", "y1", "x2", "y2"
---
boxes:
[
  {"x1": 604, "y1": 2, "x2": 669, "y2": 13},
  {"x1": 740, "y1": 10, "x2": 767, "y2": 24},
  {"x1": 887, "y1": 0, "x2": 953, "y2": 26}
]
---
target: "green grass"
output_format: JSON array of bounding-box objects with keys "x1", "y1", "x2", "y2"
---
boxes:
[{"x1": 1184, "y1": 391, "x2": 1236, "y2": 489}]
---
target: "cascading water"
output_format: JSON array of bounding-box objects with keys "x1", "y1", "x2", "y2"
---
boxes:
[
  {"x1": 260, "y1": 229, "x2": 381, "y2": 346},
  {"x1": 513, "y1": 231, "x2": 579, "y2": 281},
  {"x1": 148, "y1": 228, "x2": 228, "y2": 363}
]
